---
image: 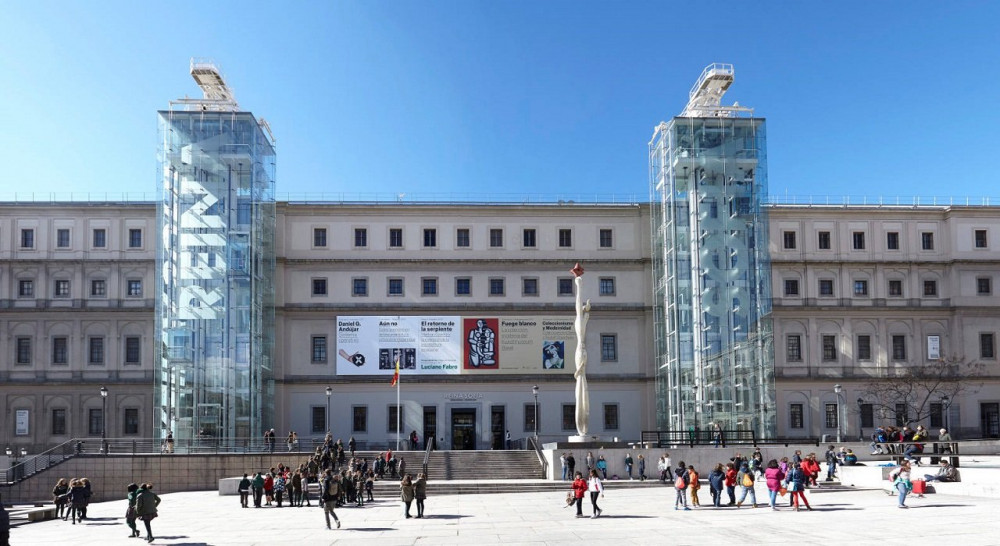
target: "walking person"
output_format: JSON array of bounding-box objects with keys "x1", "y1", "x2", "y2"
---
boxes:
[
  {"x1": 624, "y1": 452, "x2": 634, "y2": 479},
  {"x1": 571, "y1": 471, "x2": 587, "y2": 518},
  {"x1": 135, "y1": 483, "x2": 161, "y2": 543},
  {"x1": 52, "y1": 478, "x2": 69, "y2": 520},
  {"x1": 889, "y1": 461, "x2": 913, "y2": 508},
  {"x1": 400, "y1": 474, "x2": 415, "y2": 518},
  {"x1": 321, "y1": 470, "x2": 341, "y2": 529},
  {"x1": 673, "y1": 461, "x2": 690, "y2": 510},
  {"x1": 125, "y1": 483, "x2": 140, "y2": 538},
  {"x1": 560, "y1": 453, "x2": 568, "y2": 481},
  {"x1": 67, "y1": 479, "x2": 88, "y2": 524},
  {"x1": 587, "y1": 469, "x2": 604, "y2": 518},
  {"x1": 238, "y1": 474, "x2": 251, "y2": 508},
  {"x1": 708, "y1": 463, "x2": 725, "y2": 507},
  {"x1": 414, "y1": 472, "x2": 428, "y2": 518},
  {"x1": 784, "y1": 461, "x2": 812, "y2": 511},
  {"x1": 764, "y1": 459, "x2": 785, "y2": 510},
  {"x1": 735, "y1": 462, "x2": 758, "y2": 508},
  {"x1": 724, "y1": 462, "x2": 737, "y2": 505},
  {"x1": 638, "y1": 454, "x2": 646, "y2": 481}
]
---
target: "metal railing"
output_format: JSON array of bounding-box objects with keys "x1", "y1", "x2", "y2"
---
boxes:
[
  {"x1": 2, "y1": 439, "x2": 80, "y2": 485},
  {"x1": 640, "y1": 430, "x2": 820, "y2": 448}
]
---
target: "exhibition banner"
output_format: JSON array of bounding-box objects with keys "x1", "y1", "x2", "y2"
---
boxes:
[{"x1": 336, "y1": 315, "x2": 577, "y2": 376}]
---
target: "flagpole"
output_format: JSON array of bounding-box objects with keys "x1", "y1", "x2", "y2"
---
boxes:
[{"x1": 396, "y1": 366, "x2": 401, "y2": 451}]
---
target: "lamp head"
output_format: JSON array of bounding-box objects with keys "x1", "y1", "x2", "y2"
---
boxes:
[
  {"x1": 325, "y1": 386, "x2": 332, "y2": 397},
  {"x1": 4, "y1": 447, "x2": 10, "y2": 456},
  {"x1": 833, "y1": 384, "x2": 842, "y2": 394},
  {"x1": 532, "y1": 385, "x2": 539, "y2": 396},
  {"x1": 100, "y1": 386, "x2": 108, "y2": 398}
]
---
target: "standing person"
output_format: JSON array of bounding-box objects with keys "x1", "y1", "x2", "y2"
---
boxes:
[
  {"x1": 763, "y1": 460, "x2": 785, "y2": 511},
  {"x1": 708, "y1": 464, "x2": 725, "y2": 507},
  {"x1": 135, "y1": 483, "x2": 161, "y2": 543},
  {"x1": 410, "y1": 430, "x2": 419, "y2": 451},
  {"x1": 287, "y1": 432, "x2": 294, "y2": 452},
  {"x1": 889, "y1": 461, "x2": 913, "y2": 508},
  {"x1": 724, "y1": 463, "x2": 737, "y2": 505},
  {"x1": 938, "y1": 428, "x2": 954, "y2": 454},
  {"x1": 713, "y1": 423, "x2": 723, "y2": 448},
  {"x1": 52, "y1": 478, "x2": 69, "y2": 520},
  {"x1": 263, "y1": 471, "x2": 275, "y2": 505},
  {"x1": 274, "y1": 470, "x2": 287, "y2": 507},
  {"x1": 571, "y1": 471, "x2": 587, "y2": 518},
  {"x1": 784, "y1": 461, "x2": 812, "y2": 511},
  {"x1": 67, "y1": 479, "x2": 87, "y2": 524},
  {"x1": 736, "y1": 462, "x2": 758, "y2": 508},
  {"x1": 321, "y1": 470, "x2": 341, "y2": 529},
  {"x1": 398, "y1": 457, "x2": 407, "y2": 480},
  {"x1": 658, "y1": 454, "x2": 670, "y2": 483},
  {"x1": 624, "y1": 452, "x2": 634, "y2": 480},
  {"x1": 290, "y1": 470, "x2": 302, "y2": 507},
  {"x1": 349, "y1": 436, "x2": 357, "y2": 457},
  {"x1": 251, "y1": 471, "x2": 265, "y2": 508},
  {"x1": 238, "y1": 474, "x2": 251, "y2": 508},
  {"x1": 824, "y1": 445, "x2": 838, "y2": 481},
  {"x1": 560, "y1": 453, "x2": 568, "y2": 481},
  {"x1": 125, "y1": 483, "x2": 140, "y2": 538},
  {"x1": 400, "y1": 474, "x2": 415, "y2": 518},
  {"x1": 165, "y1": 431, "x2": 175, "y2": 454},
  {"x1": 414, "y1": 472, "x2": 428, "y2": 518},
  {"x1": 638, "y1": 454, "x2": 646, "y2": 481},
  {"x1": 687, "y1": 465, "x2": 701, "y2": 506},
  {"x1": 0, "y1": 502, "x2": 8, "y2": 546},
  {"x1": 566, "y1": 453, "x2": 576, "y2": 480},
  {"x1": 673, "y1": 461, "x2": 690, "y2": 510},
  {"x1": 586, "y1": 452, "x2": 595, "y2": 474},
  {"x1": 80, "y1": 478, "x2": 92, "y2": 520},
  {"x1": 596, "y1": 455, "x2": 608, "y2": 479},
  {"x1": 505, "y1": 430, "x2": 511, "y2": 450},
  {"x1": 587, "y1": 469, "x2": 604, "y2": 518}
]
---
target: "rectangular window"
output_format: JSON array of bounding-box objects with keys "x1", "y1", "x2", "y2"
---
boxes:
[
  {"x1": 389, "y1": 228, "x2": 403, "y2": 248},
  {"x1": 21, "y1": 228, "x2": 34, "y2": 249},
  {"x1": 18, "y1": 279, "x2": 34, "y2": 297},
  {"x1": 125, "y1": 336, "x2": 141, "y2": 364},
  {"x1": 789, "y1": 404, "x2": 804, "y2": 429},
  {"x1": 784, "y1": 279, "x2": 800, "y2": 296},
  {"x1": 52, "y1": 408, "x2": 67, "y2": 435},
  {"x1": 894, "y1": 403, "x2": 907, "y2": 427},
  {"x1": 817, "y1": 231, "x2": 831, "y2": 250},
  {"x1": 93, "y1": 228, "x2": 106, "y2": 248},
  {"x1": 16, "y1": 337, "x2": 32, "y2": 364},
  {"x1": 422, "y1": 277, "x2": 438, "y2": 296},
  {"x1": 561, "y1": 404, "x2": 576, "y2": 431},
  {"x1": 91, "y1": 279, "x2": 106, "y2": 297},
  {"x1": 852, "y1": 231, "x2": 865, "y2": 250},
  {"x1": 819, "y1": 279, "x2": 834, "y2": 297},
  {"x1": 524, "y1": 403, "x2": 537, "y2": 433},
  {"x1": 782, "y1": 231, "x2": 796, "y2": 249},
  {"x1": 854, "y1": 280, "x2": 868, "y2": 296},
  {"x1": 603, "y1": 404, "x2": 619, "y2": 431},
  {"x1": 977, "y1": 277, "x2": 992, "y2": 295},
  {"x1": 601, "y1": 334, "x2": 617, "y2": 361},
  {"x1": 353, "y1": 406, "x2": 368, "y2": 433},
  {"x1": 825, "y1": 403, "x2": 839, "y2": 429},
  {"x1": 57, "y1": 228, "x2": 71, "y2": 248},
  {"x1": 558, "y1": 278, "x2": 574, "y2": 296},
  {"x1": 599, "y1": 277, "x2": 615, "y2": 296},
  {"x1": 921, "y1": 232, "x2": 934, "y2": 250},
  {"x1": 352, "y1": 278, "x2": 368, "y2": 297},
  {"x1": 929, "y1": 403, "x2": 943, "y2": 428},
  {"x1": 851, "y1": 403, "x2": 870, "y2": 430},
  {"x1": 891, "y1": 335, "x2": 906, "y2": 360},
  {"x1": 786, "y1": 334, "x2": 802, "y2": 362},
  {"x1": 981, "y1": 333, "x2": 996, "y2": 359},
  {"x1": 127, "y1": 279, "x2": 143, "y2": 297},
  {"x1": 558, "y1": 228, "x2": 573, "y2": 248},
  {"x1": 423, "y1": 228, "x2": 437, "y2": 248},
  {"x1": 822, "y1": 335, "x2": 837, "y2": 361},
  {"x1": 124, "y1": 408, "x2": 139, "y2": 435},
  {"x1": 55, "y1": 280, "x2": 70, "y2": 297},
  {"x1": 312, "y1": 278, "x2": 328, "y2": 296},
  {"x1": 354, "y1": 228, "x2": 368, "y2": 248},
  {"x1": 312, "y1": 406, "x2": 326, "y2": 434},
  {"x1": 489, "y1": 228, "x2": 503, "y2": 248},
  {"x1": 888, "y1": 279, "x2": 903, "y2": 297},
  {"x1": 489, "y1": 278, "x2": 505, "y2": 296},
  {"x1": 88, "y1": 337, "x2": 105, "y2": 365},
  {"x1": 522, "y1": 228, "x2": 536, "y2": 248},
  {"x1": 599, "y1": 228, "x2": 613, "y2": 248},
  {"x1": 388, "y1": 405, "x2": 403, "y2": 433},
  {"x1": 456, "y1": 228, "x2": 470, "y2": 248},
  {"x1": 313, "y1": 228, "x2": 327, "y2": 247},
  {"x1": 975, "y1": 229, "x2": 988, "y2": 248},
  {"x1": 53, "y1": 337, "x2": 68, "y2": 364},
  {"x1": 456, "y1": 277, "x2": 471, "y2": 296},
  {"x1": 388, "y1": 278, "x2": 404, "y2": 296},
  {"x1": 857, "y1": 335, "x2": 872, "y2": 361},
  {"x1": 886, "y1": 232, "x2": 900, "y2": 250},
  {"x1": 88, "y1": 408, "x2": 103, "y2": 436},
  {"x1": 311, "y1": 336, "x2": 327, "y2": 363},
  {"x1": 522, "y1": 278, "x2": 539, "y2": 296},
  {"x1": 923, "y1": 280, "x2": 938, "y2": 297},
  {"x1": 128, "y1": 229, "x2": 142, "y2": 248}
]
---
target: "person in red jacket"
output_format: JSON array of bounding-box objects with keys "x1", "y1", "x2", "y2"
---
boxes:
[
  {"x1": 803, "y1": 454, "x2": 821, "y2": 487},
  {"x1": 724, "y1": 462, "x2": 738, "y2": 505},
  {"x1": 571, "y1": 472, "x2": 588, "y2": 518}
]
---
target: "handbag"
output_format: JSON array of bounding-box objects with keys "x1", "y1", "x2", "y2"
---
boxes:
[{"x1": 778, "y1": 486, "x2": 787, "y2": 497}]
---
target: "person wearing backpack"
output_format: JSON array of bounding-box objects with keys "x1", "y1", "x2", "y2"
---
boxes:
[
  {"x1": 735, "y1": 462, "x2": 758, "y2": 508},
  {"x1": 321, "y1": 470, "x2": 342, "y2": 529},
  {"x1": 673, "y1": 461, "x2": 690, "y2": 510}
]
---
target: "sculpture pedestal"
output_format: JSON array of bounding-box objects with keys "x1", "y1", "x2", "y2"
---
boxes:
[{"x1": 568, "y1": 435, "x2": 599, "y2": 443}]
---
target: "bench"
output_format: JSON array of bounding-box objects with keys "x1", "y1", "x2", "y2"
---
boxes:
[{"x1": 26, "y1": 506, "x2": 57, "y2": 522}]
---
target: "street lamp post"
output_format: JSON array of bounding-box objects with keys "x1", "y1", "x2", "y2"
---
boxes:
[
  {"x1": 941, "y1": 394, "x2": 950, "y2": 432},
  {"x1": 532, "y1": 385, "x2": 539, "y2": 447},
  {"x1": 857, "y1": 398, "x2": 864, "y2": 441},
  {"x1": 325, "y1": 386, "x2": 332, "y2": 434},
  {"x1": 833, "y1": 384, "x2": 843, "y2": 444},
  {"x1": 100, "y1": 386, "x2": 108, "y2": 455}
]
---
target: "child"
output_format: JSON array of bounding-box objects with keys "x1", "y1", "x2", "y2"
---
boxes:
[{"x1": 687, "y1": 465, "x2": 701, "y2": 506}]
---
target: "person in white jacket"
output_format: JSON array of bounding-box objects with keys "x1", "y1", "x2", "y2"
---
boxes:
[{"x1": 587, "y1": 469, "x2": 604, "y2": 518}]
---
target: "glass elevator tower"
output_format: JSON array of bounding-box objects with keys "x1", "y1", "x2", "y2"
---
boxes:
[
  {"x1": 154, "y1": 59, "x2": 276, "y2": 442},
  {"x1": 649, "y1": 64, "x2": 775, "y2": 438}
]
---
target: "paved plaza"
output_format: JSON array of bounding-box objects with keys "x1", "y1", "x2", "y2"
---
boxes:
[{"x1": 10, "y1": 480, "x2": 999, "y2": 545}]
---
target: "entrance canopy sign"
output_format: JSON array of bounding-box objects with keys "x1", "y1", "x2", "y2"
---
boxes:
[{"x1": 336, "y1": 315, "x2": 577, "y2": 376}]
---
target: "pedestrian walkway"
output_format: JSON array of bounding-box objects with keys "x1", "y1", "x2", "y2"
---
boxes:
[{"x1": 11, "y1": 481, "x2": 1000, "y2": 545}]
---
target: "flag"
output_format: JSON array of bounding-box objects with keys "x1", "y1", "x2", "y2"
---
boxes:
[{"x1": 390, "y1": 357, "x2": 400, "y2": 387}]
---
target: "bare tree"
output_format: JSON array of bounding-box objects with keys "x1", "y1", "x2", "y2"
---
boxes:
[{"x1": 861, "y1": 356, "x2": 985, "y2": 427}]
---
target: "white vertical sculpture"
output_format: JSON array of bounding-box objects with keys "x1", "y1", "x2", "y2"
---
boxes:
[{"x1": 572, "y1": 263, "x2": 591, "y2": 437}]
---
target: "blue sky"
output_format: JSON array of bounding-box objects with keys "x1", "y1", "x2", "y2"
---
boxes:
[{"x1": 2, "y1": 1, "x2": 998, "y2": 202}]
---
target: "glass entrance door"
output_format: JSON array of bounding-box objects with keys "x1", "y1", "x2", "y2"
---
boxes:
[
  {"x1": 491, "y1": 405, "x2": 505, "y2": 450},
  {"x1": 981, "y1": 403, "x2": 999, "y2": 438},
  {"x1": 423, "y1": 406, "x2": 437, "y2": 450},
  {"x1": 451, "y1": 408, "x2": 477, "y2": 450}
]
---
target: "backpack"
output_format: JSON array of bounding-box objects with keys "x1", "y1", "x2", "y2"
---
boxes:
[
  {"x1": 741, "y1": 473, "x2": 753, "y2": 487},
  {"x1": 674, "y1": 475, "x2": 686, "y2": 489}
]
